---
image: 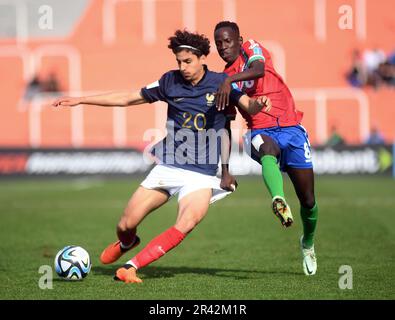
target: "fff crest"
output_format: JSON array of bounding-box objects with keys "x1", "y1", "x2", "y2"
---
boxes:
[{"x1": 206, "y1": 93, "x2": 215, "y2": 106}]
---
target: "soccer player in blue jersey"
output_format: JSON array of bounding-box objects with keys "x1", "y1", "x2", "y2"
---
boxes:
[{"x1": 53, "y1": 30, "x2": 271, "y2": 283}]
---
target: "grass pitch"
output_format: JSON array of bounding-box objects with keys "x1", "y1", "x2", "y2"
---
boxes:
[{"x1": 0, "y1": 176, "x2": 394, "y2": 300}]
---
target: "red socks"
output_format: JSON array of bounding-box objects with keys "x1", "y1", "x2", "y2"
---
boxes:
[{"x1": 129, "y1": 226, "x2": 186, "y2": 269}]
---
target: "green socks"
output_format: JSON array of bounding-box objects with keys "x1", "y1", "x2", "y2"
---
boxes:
[
  {"x1": 300, "y1": 203, "x2": 318, "y2": 248},
  {"x1": 260, "y1": 155, "x2": 284, "y2": 198},
  {"x1": 260, "y1": 155, "x2": 318, "y2": 248}
]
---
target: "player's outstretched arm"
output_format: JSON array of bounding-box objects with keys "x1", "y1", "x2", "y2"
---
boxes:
[
  {"x1": 237, "y1": 95, "x2": 272, "y2": 115},
  {"x1": 216, "y1": 61, "x2": 265, "y2": 110},
  {"x1": 52, "y1": 90, "x2": 147, "y2": 108}
]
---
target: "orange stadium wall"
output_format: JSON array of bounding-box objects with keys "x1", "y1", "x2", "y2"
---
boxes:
[{"x1": 0, "y1": 0, "x2": 394, "y2": 149}]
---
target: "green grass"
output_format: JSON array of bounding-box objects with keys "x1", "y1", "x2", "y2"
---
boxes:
[{"x1": 0, "y1": 176, "x2": 394, "y2": 300}]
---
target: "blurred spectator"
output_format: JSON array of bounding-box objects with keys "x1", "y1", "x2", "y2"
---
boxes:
[
  {"x1": 365, "y1": 127, "x2": 386, "y2": 145},
  {"x1": 388, "y1": 49, "x2": 395, "y2": 65},
  {"x1": 363, "y1": 48, "x2": 386, "y2": 73},
  {"x1": 325, "y1": 126, "x2": 346, "y2": 147},
  {"x1": 363, "y1": 48, "x2": 386, "y2": 89},
  {"x1": 41, "y1": 72, "x2": 61, "y2": 93},
  {"x1": 347, "y1": 48, "x2": 395, "y2": 89},
  {"x1": 19, "y1": 72, "x2": 62, "y2": 110},
  {"x1": 22, "y1": 75, "x2": 42, "y2": 102},
  {"x1": 377, "y1": 61, "x2": 395, "y2": 87},
  {"x1": 346, "y1": 49, "x2": 367, "y2": 88},
  {"x1": 21, "y1": 72, "x2": 61, "y2": 102}
]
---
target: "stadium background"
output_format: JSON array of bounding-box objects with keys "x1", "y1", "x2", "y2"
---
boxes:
[
  {"x1": 0, "y1": 0, "x2": 394, "y2": 177},
  {"x1": 0, "y1": 0, "x2": 394, "y2": 300},
  {"x1": 0, "y1": 0, "x2": 394, "y2": 146}
]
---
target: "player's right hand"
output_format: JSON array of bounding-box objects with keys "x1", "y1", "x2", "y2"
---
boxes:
[
  {"x1": 220, "y1": 173, "x2": 238, "y2": 192},
  {"x1": 52, "y1": 97, "x2": 82, "y2": 107},
  {"x1": 216, "y1": 78, "x2": 232, "y2": 111},
  {"x1": 256, "y1": 95, "x2": 272, "y2": 112}
]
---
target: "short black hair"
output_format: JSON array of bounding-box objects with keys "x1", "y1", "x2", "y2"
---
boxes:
[
  {"x1": 168, "y1": 30, "x2": 210, "y2": 57},
  {"x1": 214, "y1": 21, "x2": 240, "y2": 37}
]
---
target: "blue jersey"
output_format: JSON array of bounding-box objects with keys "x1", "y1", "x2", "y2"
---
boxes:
[{"x1": 141, "y1": 67, "x2": 244, "y2": 176}]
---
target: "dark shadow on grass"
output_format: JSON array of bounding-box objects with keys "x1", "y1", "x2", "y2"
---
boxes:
[
  {"x1": 92, "y1": 265, "x2": 301, "y2": 280},
  {"x1": 52, "y1": 278, "x2": 88, "y2": 283}
]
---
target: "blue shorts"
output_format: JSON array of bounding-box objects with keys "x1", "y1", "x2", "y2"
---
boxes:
[{"x1": 243, "y1": 125, "x2": 313, "y2": 172}]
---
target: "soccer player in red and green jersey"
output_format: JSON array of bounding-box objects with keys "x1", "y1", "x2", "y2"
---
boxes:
[{"x1": 214, "y1": 21, "x2": 318, "y2": 276}]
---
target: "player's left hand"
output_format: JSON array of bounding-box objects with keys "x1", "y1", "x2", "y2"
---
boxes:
[
  {"x1": 256, "y1": 95, "x2": 272, "y2": 112},
  {"x1": 52, "y1": 96, "x2": 82, "y2": 107},
  {"x1": 220, "y1": 173, "x2": 238, "y2": 192},
  {"x1": 216, "y1": 78, "x2": 232, "y2": 111}
]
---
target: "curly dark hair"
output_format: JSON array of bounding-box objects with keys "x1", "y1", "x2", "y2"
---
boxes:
[
  {"x1": 214, "y1": 21, "x2": 240, "y2": 37},
  {"x1": 168, "y1": 29, "x2": 210, "y2": 57}
]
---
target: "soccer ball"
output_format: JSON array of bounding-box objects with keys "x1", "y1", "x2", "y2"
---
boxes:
[{"x1": 54, "y1": 245, "x2": 91, "y2": 280}]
